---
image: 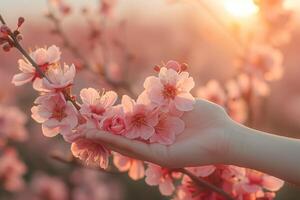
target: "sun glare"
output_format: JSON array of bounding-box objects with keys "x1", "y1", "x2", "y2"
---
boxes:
[{"x1": 224, "y1": 0, "x2": 258, "y2": 18}]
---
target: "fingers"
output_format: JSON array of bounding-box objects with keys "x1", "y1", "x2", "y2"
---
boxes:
[{"x1": 84, "y1": 129, "x2": 155, "y2": 162}]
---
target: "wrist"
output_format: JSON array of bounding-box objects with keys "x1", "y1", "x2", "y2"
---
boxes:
[{"x1": 223, "y1": 118, "x2": 249, "y2": 166}]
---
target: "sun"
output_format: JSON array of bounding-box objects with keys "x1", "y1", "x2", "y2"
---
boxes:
[{"x1": 223, "y1": 0, "x2": 259, "y2": 18}]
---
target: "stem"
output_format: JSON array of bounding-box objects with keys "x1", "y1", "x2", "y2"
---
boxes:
[
  {"x1": 0, "y1": 15, "x2": 6, "y2": 24},
  {"x1": 175, "y1": 168, "x2": 235, "y2": 200},
  {"x1": 50, "y1": 153, "x2": 120, "y2": 175},
  {"x1": 0, "y1": 14, "x2": 81, "y2": 110}
]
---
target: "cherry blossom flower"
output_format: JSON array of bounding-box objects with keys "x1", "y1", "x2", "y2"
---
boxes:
[
  {"x1": 197, "y1": 80, "x2": 226, "y2": 106},
  {"x1": 186, "y1": 165, "x2": 216, "y2": 178},
  {"x1": 71, "y1": 169, "x2": 123, "y2": 200},
  {"x1": 0, "y1": 105, "x2": 28, "y2": 143},
  {"x1": 122, "y1": 95, "x2": 158, "y2": 140},
  {"x1": 101, "y1": 106, "x2": 126, "y2": 135},
  {"x1": 31, "y1": 93, "x2": 78, "y2": 137},
  {"x1": 37, "y1": 63, "x2": 76, "y2": 92},
  {"x1": 145, "y1": 163, "x2": 181, "y2": 196},
  {"x1": 113, "y1": 153, "x2": 145, "y2": 180},
  {"x1": 30, "y1": 173, "x2": 69, "y2": 200},
  {"x1": 144, "y1": 65, "x2": 195, "y2": 112},
  {"x1": 246, "y1": 44, "x2": 283, "y2": 82},
  {"x1": 149, "y1": 113, "x2": 184, "y2": 145},
  {"x1": 80, "y1": 88, "x2": 117, "y2": 123},
  {"x1": 12, "y1": 45, "x2": 61, "y2": 87},
  {"x1": 0, "y1": 148, "x2": 26, "y2": 192},
  {"x1": 237, "y1": 170, "x2": 284, "y2": 196},
  {"x1": 71, "y1": 138, "x2": 110, "y2": 169}
]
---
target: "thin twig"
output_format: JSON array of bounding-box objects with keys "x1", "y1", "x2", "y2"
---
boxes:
[
  {"x1": 0, "y1": 15, "x2": 81, "y2": 110},
  {"x1": 174, "y1": 168, "x2": 235, "y2": 200}
]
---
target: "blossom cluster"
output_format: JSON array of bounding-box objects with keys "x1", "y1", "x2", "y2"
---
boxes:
[
  {"x1": 0, "y1": 100, "x2": 28, "y2": 192},
  {"x1": 11, "y1": 44, "x2": 284, "y2": 199}
]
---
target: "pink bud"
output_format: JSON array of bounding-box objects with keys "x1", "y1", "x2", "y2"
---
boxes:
[
  {"x1": 17, "y1": 17, "x2": 25, "y2": 27},
  {"x1": 3, "y1": 43, "x2": 11, "y2": 52},
  {"x1": 0, "y1": 25, "x2": 11, "y2": 35}
]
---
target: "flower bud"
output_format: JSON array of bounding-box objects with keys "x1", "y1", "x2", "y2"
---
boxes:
[{"x1": 17, "y1": 17, "x2": 25, "y2": 27}]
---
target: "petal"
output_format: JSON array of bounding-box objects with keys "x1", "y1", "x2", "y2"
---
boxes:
[
  {"x1": 11, "y1": 73, "x2": 33, "y2": 86},
  {"x1": 47, "y1": 45, "x2": 61, "y2": 63},
  {"x1": 174, "y1": 93, "x2": 195, "y2": 111},
  {"x1": 139, "y1": 125, "x2": 155, "y2": 140},
  {"x1": 80, "y1": 88, "x2": 99, "y2": 105},
  {"x1": 18, "y1": 59, "x2": 35, "y2": 73},
  {"x1": 129, "y1": 160, "x2": 145, "y2": 180},
  {"x1": 113, "y1": 154, "x2": 131, "y2": 172},
  {"x1": 42, "y1": 124, "x2": 59, "y2": 137},
  {"x1": 177, "y1": 74, "x2": 195, "y2": 92},
  {"x1": 122, "y1": 95, "x2": 135, "y2": 113},
  {"x1": 262, "y1": 175, "x2": 284, "y2": 191},
  {"x1": 100, "y1": 91, "x2": 118, "y2": 108},
  {"x1": 159, "y1": 179, "x2": 175, "y2": 196}
]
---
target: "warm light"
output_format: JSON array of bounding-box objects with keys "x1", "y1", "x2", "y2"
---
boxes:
[{"x1": 224, "y1": 0, "x2": 258, "y2": 18}]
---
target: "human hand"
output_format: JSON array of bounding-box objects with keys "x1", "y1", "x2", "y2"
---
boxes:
[{"x1": 81, "y1": 99, "x2": 233, "y2": 168}]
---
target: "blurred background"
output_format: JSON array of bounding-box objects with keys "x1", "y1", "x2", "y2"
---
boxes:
[{"x1": 0, "y1": 0, "x2": 300, "y2": 199}]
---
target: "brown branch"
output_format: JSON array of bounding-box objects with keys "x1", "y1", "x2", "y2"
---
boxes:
[{"x1": 174, "y1": 168, "x2": 235, "y2": 200}]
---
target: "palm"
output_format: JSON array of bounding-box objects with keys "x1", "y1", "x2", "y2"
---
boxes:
[{"x1": 152, "y1": 99, "x2": 230, "y2": 168}]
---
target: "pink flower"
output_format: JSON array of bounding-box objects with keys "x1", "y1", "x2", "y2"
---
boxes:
[
  {"x1": 80, "y1": 88, "x2": 117, "y2": 122},
  {"x1": 197, "y1": 80, "x2": 226, "y2": 106},
  {"x1": 113, "y1": 153, "x2": 145, "y2": 180},
  {"x1": 101, "y1": 106, "x2": 126, "y2": 135},
  {"x1": 241, "y1": 170, "x2": 284, "y2": 194},
  {"x1": 71, "y1": 138, "x2": 110, "y2": 169},
  {"x1": 0, "y1": 105, "x2": 28, "y2": 143},
  {"x1": 37, "y1": 63, "x2": 76, "y2": 92},
  {"x1": 122, "y1": 95, "x2": 159, "y2": 140},
  {"x1": 149, "y1": 113, "x2": 184, "y2": 145},
  {"x1": 12, "y1": 45, "x2": 61, "y2": 87},
  {"x1": 247, "y1": 45, "x2": 283, "y2": 80},
  {"x1": 71, "y1": 169, "x2": 123, "y2": 200},
  {"x1": 30, "y1": 173, "x2": 69, "y2": 200},
  {"x1": 144, "y1": 66, "x2": 195, "y2": 112},
  {"x1": 31, "y1": 93, "x2": 78, "y2": 137},
  {"x1": 0, "y1": 148, "x2": 26, "y2": 192},
  {"x1": 145, "y1": 163, "x2": 180, "y2": 196}
]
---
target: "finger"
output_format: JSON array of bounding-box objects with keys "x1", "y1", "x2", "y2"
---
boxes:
[{"x1": 84, "y1": 129, "x2": 156, "y2": 162}]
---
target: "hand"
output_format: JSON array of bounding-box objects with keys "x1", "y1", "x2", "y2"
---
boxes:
[{"x1": 82, "y1": 99, "x2": 233, "y2": 168}]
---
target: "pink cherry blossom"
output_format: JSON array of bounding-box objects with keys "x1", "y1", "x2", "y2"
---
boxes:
[
  {"x1": 245, "y1": 44, "x2": 283, "y2": 81},
  {"x1": 122, "y1": 95, "x2": 158, "y2": 140},
  {"x1": 0, "y1": 105, "x2": 28, "y2": 143},
  {"x1": 12, "y1": 45, "x2": 61, "y2": 87},
  {"x1": 71, "y1": 138, "x2": 110, "y2": 169},
  {"x1": 197, "y1": 80, "x2": 226, "y2": 106},
  {"x1": 37, "y1": 63, "x2": 76, "y2": 92},
  {"x1": 0, "y1": 148, "x2": 26, "y2": 192},
  {"x1": 71, "y1": 169, "x2": 123, "y2": 200},
  {"x1": 144, "y1": 66, "x2": 195, "y2": 112},
  {"x1": 113, "y1": 153, "x2": 145, "y2": 180},
  {"x1": 30, "y1": 173, "x2": 69, "y2": 200},
  {"x1": 145, "y1": 163, "x2": 180, "y2": 196},
  {"x1": 80, "y1": 88, "x2": 117, "y2": 122},
  {"x1": 31, "y1": 93, "x2": 78, "y2": 137},
  {"x1": 101, "y1": 106, "x2": 126, "y2": 135},
  {"x1": 149, "y1": 113, "x2": 184, "y2": 145}
]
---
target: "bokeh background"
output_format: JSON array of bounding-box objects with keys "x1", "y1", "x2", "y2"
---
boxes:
[{"x1": 0, "y1": 0, "x2": 300, "y2": 199}]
